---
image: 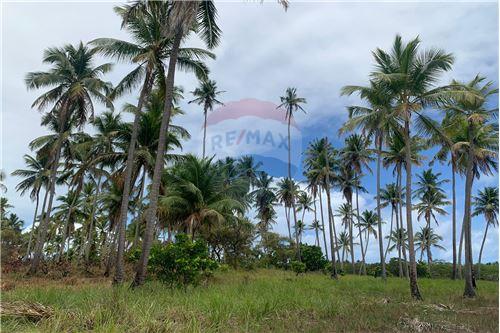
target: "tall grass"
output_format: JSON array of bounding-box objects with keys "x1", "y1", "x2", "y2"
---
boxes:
[{"x1": 2, "y1": 269, "x2": 498, "y2": 332}]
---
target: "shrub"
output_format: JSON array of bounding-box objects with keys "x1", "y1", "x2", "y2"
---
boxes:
[
  {"x1": 149, "y1": 234, "x2": 218, "y2": 288},
  {"x1": 300, "y1": 244, "x2": 327, "y2": 271},
  {"x1": 416, "y1": 261, "x2": 430, "y2": 278},
  {"x1": 291, "y1": 260, "x2": 306, "y2": 275}
]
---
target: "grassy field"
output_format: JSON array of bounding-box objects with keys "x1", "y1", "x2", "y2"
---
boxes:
[{"x1": 1, "y1": 269, "x2": 498, "y2": 332}]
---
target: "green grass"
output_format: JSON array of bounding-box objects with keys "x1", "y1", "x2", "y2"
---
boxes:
[{"x1": 2, "y1": 269, "x2": 498, "y2": 332}]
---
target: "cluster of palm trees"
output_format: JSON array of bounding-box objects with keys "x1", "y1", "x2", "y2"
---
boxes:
[
  {"x1": 5, "y1": 0, "x2": 497, "y2": 302},
  {"x1": 339, "y1": 35, "x2": 498, "y2": 299}
]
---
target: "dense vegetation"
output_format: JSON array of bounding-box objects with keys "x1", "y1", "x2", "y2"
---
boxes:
[{"x1": 1, "y1": 4, "x2": 498, "y2": 329}]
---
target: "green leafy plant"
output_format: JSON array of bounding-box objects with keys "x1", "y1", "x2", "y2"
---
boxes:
[
  {"x1": 291, "y1": 260, "x2": 306, "y2": 275},
  {"x1": 149, "y1": 234, "x2": 218, "y2": 287}
]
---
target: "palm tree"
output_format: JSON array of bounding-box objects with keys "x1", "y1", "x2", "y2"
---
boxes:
[
  {"x1": 335, "y1": 202, "x2": 356, "y2": 273},
  {"x1": 371, "y1": 35, "x2": 455, "y2": 300},
  {"x1": 473, "y1": 187, "x2": 499, "y2": 279},
  {"x1": 378, "y1": 183, "x2": 403, "y2": 263},
  {"x1": 251, "y1": 172, "x2": 278, "y2": 235},
  {"x1": 276, "y1": 178, "x2": 297, "y2": 240},
  {"x1": 237, "y1": 155, "x2": 263, "y2": 189},
  {"x1": 341, "y1": 80, "x2": 394, "y2": 280},
  {"x1": 0, "y1": 171, "x2": 7, "y2": 194},
  {"x1": 386, "y1": 227, "x2": 409, "y2": 277},
  {"x1": 297, "y1": 191, "x2": 314, "y2": 228},
  {"x1": 304, "y1": 137, "x2": 339, "y2": 278},
  {"x1": 337, "y1": 231, "x2": 352, "y2": 270},
  {"x1": 132, "y1": 0, "x2": 223, "y2": 288},
  {"x1": 93, "y1": 3, "x2": 214, "y2": 284},
  {"x1": 415, "y1": 227, "x2": 445, "y2": 271},
  {"x1": 25, "y1": 43, "x2": 113, "y2": 275},
  {"x1": 12, "y1": 154, "x2": 50, "y2": 260},
  {"x1": 413, "y1": 169, "x2": 450, "y2": 275},
  {"x1": 159, "y1": 155, "x2": 245, "y2": 237},
  {"x1": 441, "y1": 76, "x2": 498, "y2": 297},
  {"x1": 189, "y1": 79, "x2": 224, "y2": 157},
  {"x1": 308, "y1": 220, "x2": 323, "y2": 246},
  {"x1": 277, "y1": 87, "x2": 306, "y2": 260},
  {"x1": 342, "y1": 134, "x2": 372, "y2": 274},
  {"x1": 358, "y1": 210, "x2": 379, "y2": 272}
]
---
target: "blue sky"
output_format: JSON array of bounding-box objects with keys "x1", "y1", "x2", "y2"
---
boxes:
[{"x1": 1, "y1": 1, "x2": 498, "y2": 263}]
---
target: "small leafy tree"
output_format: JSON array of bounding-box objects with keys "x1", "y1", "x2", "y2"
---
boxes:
[
  {"x1": 300, "y1": 244, "x2": 327, "y2": 271},
  {"x1": 149, "y1": 234, "x2": 218, "y2": 288}
]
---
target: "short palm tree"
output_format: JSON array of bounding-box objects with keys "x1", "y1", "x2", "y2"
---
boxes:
[
  {"x1": 415, "y1": 226, "x2": 445, "y2": 274},
  {"x1": 358, "y1": 210, "x2": 379, "y2": 265},
  {"x1": 189, "y1": 79, "x2": 224, "y2": 157},
  {"x1": 473, "y1": 187, "x2": 499, "y2": 279}
]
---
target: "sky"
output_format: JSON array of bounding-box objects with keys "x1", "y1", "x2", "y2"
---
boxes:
[{"x1": 1, "y1": 0, "x2": 499, "y2": 263}]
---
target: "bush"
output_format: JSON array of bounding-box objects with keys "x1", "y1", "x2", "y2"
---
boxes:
[
  {"x1": 291, "y1": 260, "x2": 306, "y2": 275},
  {"x1": 149, "y1": 234, "x2": 218, "y2": 288},
  {"x1": 416, "y1": 261, "x2": 430, "y2": 278},
  {"x1": 300, "y1": 244, "x2": 327, "y2": 271}
]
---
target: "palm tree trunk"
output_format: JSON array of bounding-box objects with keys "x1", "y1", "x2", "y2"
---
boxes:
[
  {"x1": 403, "y1": 118, "x2": 422, "y2": 300},
  {"x1": 384, "y1": 207, "x2": 394, "y2": 259},
  {"x1": 397, "y1": 165, "x2": 409, "y2": 278},
  {"x1": 28, "y1": 109, "x2": 65, "y2": 275},
  {"x1": 84, "y1": 174, "x2": 103, "y2": 263},
  {"x1": 325, "y1": 170, "x2": 338, "y2": 278},
  {"x1": 451, "y1": 159, "x2": 458, "y2": 280},
  {"x1": 356, "y1": 187, "x2": 366, "y2": 275},
  {"x1": 132, "y1": 31, "x2": 183, "y2": 288},
  {"x1": 313, "y1": 196, "x2": 320, "y2": 247},
  {"x1": 347, "y1": 195, "x2": 355, "y2": 274},
  {"x1": 318, "y1": 189, "x2": 329, "y2": 260},
  {"x1": 287, "y1": 117, "x2": 301, "y2": 261},
  {"x1": 364, "y1": 232, "x2": 370, "y2": 259},
  {"x1": 113, "y1": 68, "x2": 153, "y2": 284},
  {"x1": 202, "y1": 108, "x2": 208, "y2": 158},
  {"x1": 458, "y1": 225, "x2": 464, "y2": 279},
  {"x1": 58, "y1": 181, "x2": 82, "y2": 261},
  {"x1": 462, "y1": 141, "x2": 476, "y2": 297},
  {"x1": 25, "y1": 188, "x2": 41, "y2": 261},
  {"x1": 132, "y1": 168, "x2": 147, "y2": 248},
  {"x1": 477, "y1": 222, "x2": 490, "y2": 280},
  {"x1": 395, "y1": 204, "x2": 403, "y2": 278},
  {"x1": 285, "y1": 206, "x2": 292, "y2": 240},
  {"x1": 375, "y1": 134, "x2": 387, "y2": 280}
]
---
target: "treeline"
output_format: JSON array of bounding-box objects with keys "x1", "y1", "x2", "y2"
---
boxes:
[{"x1": 0, "y1": 1, "x2": 498, "y2": 301}]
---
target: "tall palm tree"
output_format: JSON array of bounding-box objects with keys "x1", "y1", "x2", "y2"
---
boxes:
[
  {"x1": 308, "y1": 220, "x2": 322, "y2": 246},
  {"x1": 297, "y1": 191, "x2": 314, "y2": 228},
  {"x1": 415, "y1": 226, "x2": 445, "y2": 271},
  {"x1": 25, "y1": 43, "x2": 113, "y2": 275},
  {"x1": 342, "y1": 134, "x2": 373, "y2": 274},
  {"x1": 93, "y1": 3, "x2": 214, "y2": 284},
  {"x1": 251, "y1": 172, "x2": 278, "y2": 235},
  {"x1": 378, "y1": 183, "x2": 402, "y2": 260},
  {"x1": 472, "y1": 186, "x2": 499, "y2": 279},
  {"x1": 304, "y1": 137, "x2": 339, "y2": 278},
  {"x1": 189, "y1": 79, "x2": 224, "y2": 157},
  {"x1": 277, "y1": 87, "x2": 306, "y2": 260},
  {"x1": 341, "y1": 80, "x2": 394, "y2": 280},
  {"x1": 440, "y1": 76, "x2": 498, "y2": 297},
  {"x1": 132, "y1": 0, "x2": 222, "y2": 288},
  {"x1": 371, "y1": 35, "x2": 455, "y2": 300}
]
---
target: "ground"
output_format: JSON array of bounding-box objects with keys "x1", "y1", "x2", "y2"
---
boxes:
[{"x1": 1, "y1": 269, "x2": 498, "y2": 332}]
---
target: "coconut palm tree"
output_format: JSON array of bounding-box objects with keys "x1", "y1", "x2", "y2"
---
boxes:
[
  {"x1": 25, "y1": 43, "x2": 113, "y2": 275},
  {"x1": 276, "y1": 178, "x2": 297, "y2": 240},
  {"x1": 440, "y1": 75, "x2": 498, "y2": 297},
  {"x1": 131, "y1": 0, "x2": 223, "y2": 288},
  {"x1": 341, "y1": 80, "x2": 394, "y2": 280},
  {"x1": 473, "y1": 186, "x2": 499, "y2": 279},
  {"x1": 386, "y1": 227, "x2": 409, "y2": 277},
  {"x1": 189, "y1": 79, "x2": 224, "y2": 157},
  {"x1": 415, "y1": 226, "x2": 445, "y2": 272},
  {"x1": 378, "y1": 183, "x2": 403, "y2": 260},
  {"x1": 370, "y1": 35, "x2": 456, "y2": 300},
  {"x1": 297, "y1": 191, "x2": 314, "y2": 228},
  {"x1": 159, "y1": 155, "x2": 246, "y2": 237},
  {"x1": 358, "y1": 210, "x2": 379, "y2": 272},
  {"x1": 12, "y1": 155, "x2": 50, "y2": 260},
  {"x1": 0, "y1": 171, "x2": 7, "y2": 194},
  {"x1": 251, "y1": 172, "x2": 277, "y2": 235},
  {"x1": 342, "y1": 134, "x2": 373, "y2": 274},
  {"x1": 304, "y1": 137, "x2": 339, "y2": 278},
  {"x1": 335, "y1": 202, "x2": 356, "y2": 272},
  {"x1": 413, "y1": 169, "x2": 450, "y2": 275},
  {"x1": 277, "y1": 87, "x2": 306, "y2": 260},
  {"x1": 308, "y1": 220, "x2": 323, "y2": 246}
]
